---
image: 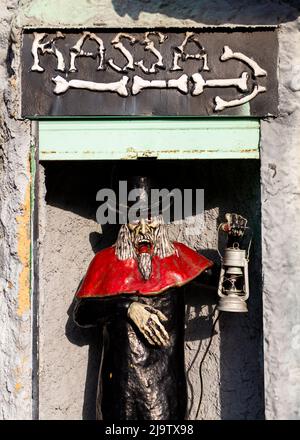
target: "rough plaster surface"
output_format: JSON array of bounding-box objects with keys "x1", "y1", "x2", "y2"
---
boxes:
[
  {"x1": 38, "y1": 165, "x2": 97, "y2": 419},
  {"x1": 0, "y1": 0, "x2": 32, "y2": 420},
  {"x1": 17, "y1": 0, "x2": 300, "y2": 28},
  {"x1": 260, "y1": 21, "x2": 300, "y2": 420},
  {"x1": 0, "y1": 0, "x2": 300, "y2": 420},
  {"x1": 38, "y1": 160, "x2": 263, "y2": 420}
]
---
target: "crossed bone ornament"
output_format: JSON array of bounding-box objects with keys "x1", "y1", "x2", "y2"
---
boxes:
[{"x1": 51, "y1": 45, "x2": 267, "y2": 112}]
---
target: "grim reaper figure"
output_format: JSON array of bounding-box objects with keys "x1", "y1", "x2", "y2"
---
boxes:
[{"x1": 73, "y1": 177, "x2": 213, "y2": 420}]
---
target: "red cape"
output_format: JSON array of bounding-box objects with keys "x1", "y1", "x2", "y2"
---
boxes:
[{"x1": 76, "y1": 242, "x2": 213, "y2": 298}]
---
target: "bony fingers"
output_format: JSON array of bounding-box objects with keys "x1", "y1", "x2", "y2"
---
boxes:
[
  {"x1": 148, "y1": 328, "x2": 163, "y2": 346},
  {"x1": 150, "y1": 319, "x2": 165, "y2": 341},
  {"x1": 150, "y1": 317, "x2": 169, "y2": 344},
  {"x1": 145, "y1": 305, "x2": 157, "y2": 314},
  {"x1": 145, "y1": 326, "x2": 162, "y2": 346},
  {"x1": 161, "y1": 328, "x2": 170, "y2": 343},
  {"x1": 152, "y1": 317, "x2": 169, "y2": 341},
  {"x1": 155, "y1": 310, "x2": 168, "y2": 322},
  {"x1": 159, "y1": 329, "x2": 170, "y2": 345},
  {"x1": 152, "y1": 324, "x2": 169, "y2": 346},
  {"x1": 142, "y1": 329, "x2": 156, "y2": 346},
  {"x1": 145, "y1": 306, "x2": 168, "y2": 322}
]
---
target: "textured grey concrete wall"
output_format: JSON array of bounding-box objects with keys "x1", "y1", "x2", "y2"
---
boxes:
[
  {"x1": 15, "y1": 0, "x2": 300, "y2": 28},
  {"x1": 0, "y1": 1, "x2": 32, "y2": 420},
  {"x1": 1, "y1": 0, "x2": 300, "y2": 420},
  {"x1": 38, "y1": 164, "x2": 97, "y2": 420},
  {"x1": 260, "y1": 21, "x2": 300, "y2": 420},
  {"x1": 38, "y1": 160, "x2": 263, "y2": 420}
]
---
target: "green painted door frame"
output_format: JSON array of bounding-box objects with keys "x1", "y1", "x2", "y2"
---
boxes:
[{"x1": 38, "y1": 118, "x2": 260, "y2": 160}]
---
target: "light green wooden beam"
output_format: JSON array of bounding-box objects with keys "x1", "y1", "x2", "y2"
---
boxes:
[{"x1": 39, "y1": 118, "x2": 260, "y2": 160}]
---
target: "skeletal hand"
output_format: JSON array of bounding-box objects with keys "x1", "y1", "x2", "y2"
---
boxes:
[
  {"x1": 222, "y1": 213, "x2": 247, "y2": 237},
  {"x1": 127, "y1": 302, "x2": 170, "y2": 347}
]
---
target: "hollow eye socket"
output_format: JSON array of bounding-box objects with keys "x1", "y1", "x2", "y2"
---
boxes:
[
  {"x1": 148, "y1": 219, "x2": 159, "y2": 229},
  {"x1": 128, "y1": 217, "x2": 159, "y2": 231},
  {"x1": 128, "y1": 222, "x2": 139, "y2": 231}
]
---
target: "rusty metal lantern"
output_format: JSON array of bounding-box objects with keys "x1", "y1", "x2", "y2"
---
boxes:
[{"x1": 217, "y1": 213, "x2": 252, "y2": 313}]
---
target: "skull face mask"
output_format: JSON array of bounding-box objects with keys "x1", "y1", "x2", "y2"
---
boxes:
[
  {"x1": 115, "y1": 216, "x2": 175, "y2": 280},
  {"x1": 128, "y1": 218, "x2": 159, "y2": 280}
]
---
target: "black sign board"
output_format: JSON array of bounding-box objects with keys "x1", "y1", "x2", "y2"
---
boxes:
[{"x1": 21, "y1": 28, "x2": 278, "y2": 117}]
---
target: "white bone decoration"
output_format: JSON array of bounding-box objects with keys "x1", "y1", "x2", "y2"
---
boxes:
[
  {"x1": 31, "y1": 32, "x2": 66, "y2": 72},
  {"x1": 192, "y1": 72, "x2": 249, "y2": 96},
  {"x1": 52, "y1": 75, "x2": 129, "y2": 97},
  {"x1": 135, "y1": 32, "x2": 167, "y2": 74},
  {"x1": 132, "y1": 74, "x2": 188, "y2": 95},
  {"x1": 30, "y1": 31, "x2": 270, "y2": 113},
  {"x1": 220, "y1": 46, "x2": 267, "y2": 77},
  {"x1": 69, "y1": 32, "x2": 105, "y2": 72},
  {"x1": 107, "y1": 33, "x2": 137, "y2": 72},
  {"x1": 214, "y1": 85, "x2": 266, "y2": 111},
  {"x1": 171, "y1": 31, "x2": 210, "y2": 72}
]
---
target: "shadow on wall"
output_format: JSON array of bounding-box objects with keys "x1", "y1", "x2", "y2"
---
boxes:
[
  {"x1": 111, "y1": 0, "x2": 300, "y2": 24},
  {"x1": 44, "y1": 159, "x2": 264, "y2": 420},
  {"x1": 65, "y1": 302, "x2": 103, "y2": 420},
  {"x1": 64, "y1": 223, "x2": 119, "y2": 420}
]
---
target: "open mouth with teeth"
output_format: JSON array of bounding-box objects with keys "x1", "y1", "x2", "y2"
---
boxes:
[{"x1": 135, "y1": 239, "x2": 153, "y2": 254}]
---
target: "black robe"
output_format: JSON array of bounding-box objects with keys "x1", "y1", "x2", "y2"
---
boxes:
[{"x1": 73, "y1": 288, "x2": 187, "y2": 420}]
